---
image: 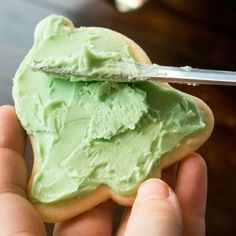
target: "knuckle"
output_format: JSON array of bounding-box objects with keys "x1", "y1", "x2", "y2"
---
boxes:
[
  {"x1": 0, "y1": 133, "x2": 11, "y2": 149},
  {"x1": 0, "y1": 184, "x2": 26, "y2": 197},
  {"x1": 0, "y1": 148, "x2": 26, "y2": 197},
  {"x1": 135, "y1": 198, "x2": 177, "y2": 218}
]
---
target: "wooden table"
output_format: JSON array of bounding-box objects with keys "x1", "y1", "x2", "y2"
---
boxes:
[{"x1": 1, "y1": 0, "x2": 236, "y2": 235}]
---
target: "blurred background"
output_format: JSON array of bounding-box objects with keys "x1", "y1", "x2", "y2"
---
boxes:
[{"x1": 0, "y1": 0, "x2": 236, "y2": 235}]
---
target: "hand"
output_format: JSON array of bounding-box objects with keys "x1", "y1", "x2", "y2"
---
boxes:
[{"x1": 0, "y1": 105, "x2": 207, "y2": 236}]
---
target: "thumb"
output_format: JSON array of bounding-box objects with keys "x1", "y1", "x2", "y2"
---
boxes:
[{"x1": 123, "y1": 179, "x2": 183, "y2": 236}]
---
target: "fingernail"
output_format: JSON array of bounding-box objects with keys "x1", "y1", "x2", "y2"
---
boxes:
[{"x1": 136, "y1": 179, "x2": 169, "y2": 203}]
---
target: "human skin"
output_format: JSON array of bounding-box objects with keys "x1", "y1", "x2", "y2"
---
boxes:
[{"x1": 0, "y1": 105, "x2": 207, "y2": 236}]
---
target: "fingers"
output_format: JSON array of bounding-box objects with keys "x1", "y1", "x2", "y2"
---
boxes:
[
  {"x1": 175, "y1": 153, "x2": 207, "y2": 236},
  {"x1": 54, "y1": 200, "x2": 115, "y2": 236},
  {"x1": 0, "y1": 105, "x2": 46, "y2": 236},
  {"x1": 0, "y1": 105, "x2": 27, "y2": 197},
  {"x1": 0, "y1": 105, "x2": 26, "y2": 155},
  {"x1": 122, "y1": 179, "x2": 183, "y2": 236}
]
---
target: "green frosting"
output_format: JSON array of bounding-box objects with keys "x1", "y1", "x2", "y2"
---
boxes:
[{"x1": 13, "y1": 15, "x2": 205, "y2": 204}]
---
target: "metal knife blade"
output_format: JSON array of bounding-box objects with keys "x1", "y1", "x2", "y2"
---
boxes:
[{"x1": 31, "y1": 62, "x2": 236, "y2": 86}]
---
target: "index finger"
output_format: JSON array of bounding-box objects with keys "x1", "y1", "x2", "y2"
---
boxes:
[
  {"x1": 0, "y1": 105, "x2": 26, "y2": 155},
  {"x1": 0, "y1": 105, "x2": 46, "y2": 235},
  {"x1": 0, "y1": 105, "x2": 27, "y2": 195}
]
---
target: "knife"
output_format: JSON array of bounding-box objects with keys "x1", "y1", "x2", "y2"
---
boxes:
[{"x1": 31, "y1": 62, "x2": 236, "y2": 86}]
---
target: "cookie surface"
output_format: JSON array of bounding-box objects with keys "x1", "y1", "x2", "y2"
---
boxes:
[{"x1": 12, "y1": 15, "x2": 214, "y2": 222}]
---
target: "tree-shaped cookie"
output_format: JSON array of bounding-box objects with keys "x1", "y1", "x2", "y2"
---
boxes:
[{"x1": 13, "y1": 15, "x2": 214, "y2": 222}]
